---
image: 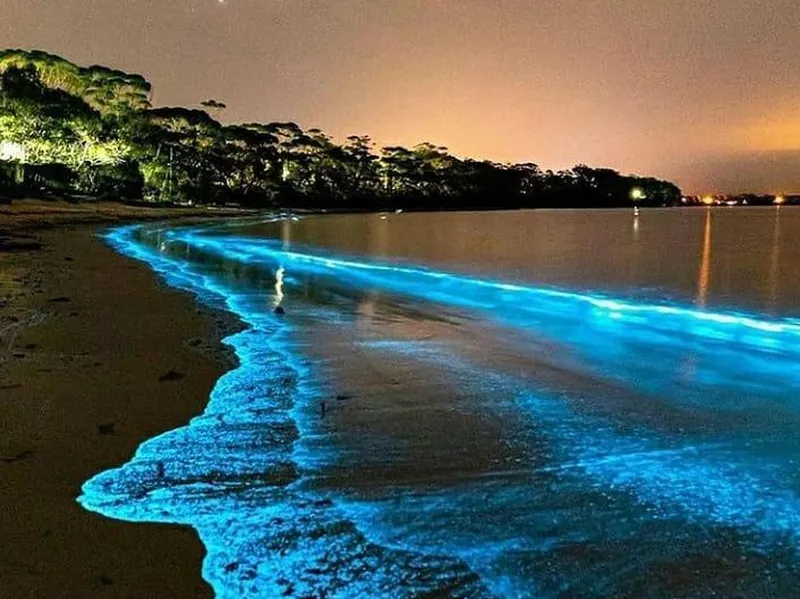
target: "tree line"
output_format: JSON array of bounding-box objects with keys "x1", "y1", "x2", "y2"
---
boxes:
[{"x1": 0, "y1": 49, "x2": 682, "y2": 210}]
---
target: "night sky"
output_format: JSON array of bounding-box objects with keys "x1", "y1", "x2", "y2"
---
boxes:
[{"x1": 3, "y1": 0, "x2": 799, "y2": 193}]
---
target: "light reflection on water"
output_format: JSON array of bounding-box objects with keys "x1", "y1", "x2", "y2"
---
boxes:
[
  {"x1": 80, "y1": 210, "x2": 800, "y2": 598},
  {"x1": 242, "y1": 207, "x2": 800, "y2": 316}
]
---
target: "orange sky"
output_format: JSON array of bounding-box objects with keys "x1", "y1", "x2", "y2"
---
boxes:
[{"x1": 2, "y1": 0, "x2": 799, "y2": 193}]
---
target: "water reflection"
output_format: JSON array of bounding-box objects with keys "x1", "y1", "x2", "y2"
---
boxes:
[
  {"x1": 281, "y1": 218, "x2": 291, "y2": 249},
  {"x1": 769, "y1": 207, "x2": 782, "y2": 310},
  {"x1": 357, "y1": 216, "x2": 391, "y2": 321},
  {"x1": 273, "y1": 266, "x2": 285, "y2": 310},
  {"x1": 696, "y1": 208, "x2": 712, "y2": 307},
  {"x1": 237, "y1": 208, "x2": 800, "y2": 316}
]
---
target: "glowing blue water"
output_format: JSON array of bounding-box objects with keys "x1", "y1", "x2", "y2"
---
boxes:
[{"x1": 80, "y1": 220, "x2": 800, "y2": 597}]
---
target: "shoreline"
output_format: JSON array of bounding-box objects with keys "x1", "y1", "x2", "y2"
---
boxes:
[
  {"x1": 0, "y1": 209, "x2": 245, "y2": 597},
  {"x1": 78, "y1": 219, "x2": 493, "y2": 597}
]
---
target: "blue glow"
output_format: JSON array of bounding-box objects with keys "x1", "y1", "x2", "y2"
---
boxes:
[
  {"x1": 320, "y1": 341, "x2": 800, "y2": 596},
  {"x1": 80, "y1": 223, "x2": 488, "y2": 598},
  {"x1": 166, "y1": 228, "x2": 800, "y2": 411},
  {"x1": 79, "y1": 221, "x2": 800, "y2": 598}
]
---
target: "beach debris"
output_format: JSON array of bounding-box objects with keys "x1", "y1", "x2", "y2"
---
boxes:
[
  {"x1": 321, "y1": 401, "x2": 327, "y2": 419},
  {"x1": 63, "y1": 256, "x2": 74, "y2": 262},
  {"x1": 98, "y1": 573, "x2": 113, "y2": 586},
  {"x1": 274, "y1": 306, "x2": 286, "y2": 316},
  {"x1": 97, "y1": 423, "x2": 115, "y2": 436},
  {"x1": 335, "y1": 393, "x2": 353, "y2": 402},
  {"x1": 47, "y1": 296, "x2": 71, "y2": 303},
  {"x1": 0, "y1": 383, "x2": 22, "y2": 390},
  {"x1": 1, "y1": 449, "x2": 35, "y2": 463},
  {"x1": 158, "y1": 369, "x2": 185, "y2": 382}
]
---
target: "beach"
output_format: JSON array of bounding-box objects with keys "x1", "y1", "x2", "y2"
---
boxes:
[
  {"x1": 5, "y1": 203, "x2": 800, "y2": 598},
  {"x1": 0, "y1": 200, "x2": 246, "y2": 598}
]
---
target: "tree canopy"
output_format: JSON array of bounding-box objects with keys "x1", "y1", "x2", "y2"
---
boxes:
[{"x1": 0, "y1": 49, "x2": 682, "y2": 209}]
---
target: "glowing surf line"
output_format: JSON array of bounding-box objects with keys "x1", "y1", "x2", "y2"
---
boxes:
[
  {"x1": 171, "y1": 231, "x2": 800, "y2": 337},
  {"x1": 168, "y1": 225, "x2": 800, "y2": 533},
  {"x1": 80, "y1": 221, "x2": 800, "y2": 598},
  {"x1": 79, "y1": 223, "x2": 490, "y2": 599},
  {"x1": 164, "y1": 230, "x2": 800, "y2": 410}
]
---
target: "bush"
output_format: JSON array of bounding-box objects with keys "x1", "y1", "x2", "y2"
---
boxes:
[{"x1": 0, "y1": 162, "x2": 18, "y2": 199}]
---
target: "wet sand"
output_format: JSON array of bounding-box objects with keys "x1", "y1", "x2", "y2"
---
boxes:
[{"x1": 0, "y1": 201, "x2": 247, "y2": 598}]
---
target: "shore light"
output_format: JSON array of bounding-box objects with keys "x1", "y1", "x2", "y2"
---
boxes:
[
  {"x1": 774, "y1": 195, "x2": 785, "y2": 205},
  {"x1": 0, "y1": 141, "x2": 26, "y2": 162}
]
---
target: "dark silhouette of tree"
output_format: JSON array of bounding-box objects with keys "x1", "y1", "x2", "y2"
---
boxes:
[
  {"x1": 201, "y1": 99, "x2": 227, "y2": 110},
  {"x1": 0, "y1": 49, "x2": 683, "y2": 209}
]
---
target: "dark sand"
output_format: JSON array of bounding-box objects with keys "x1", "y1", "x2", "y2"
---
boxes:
[{"x1": 0, "y1": 200, "x2": 247, "y2": 598}]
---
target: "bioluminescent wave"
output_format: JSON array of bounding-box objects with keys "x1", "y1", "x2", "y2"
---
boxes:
[
  {"x1": 80, "y1": 220, "x2": 800, "y2": 598},
  {"x1": 168, "y1": 228, "x2": 800, "y2": 414},
  {"x1": 79, "y1": 223, "x2": 488, "y2": 598}
]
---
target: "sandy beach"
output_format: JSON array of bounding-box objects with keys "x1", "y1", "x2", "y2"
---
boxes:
[{"x1": 0, "y1": 200, "x2": 247, "y2": 598}]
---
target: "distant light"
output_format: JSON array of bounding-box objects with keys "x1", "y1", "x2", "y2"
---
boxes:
[
  {"x1": 0, "y1": 141, "x2": 26, "y2": 162},
  {"x1": 630, "y1": 187, "x2": 646, "y2": 201},
  {"x1": 702, "y1": 195, "x2": 715, "y2": 206},
  {"x1": 774, "y1": 195, "x2": 785, "y2": 205}
]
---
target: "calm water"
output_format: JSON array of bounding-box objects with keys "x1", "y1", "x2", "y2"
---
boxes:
[{"x1": 81, "y1": 208, "x2": 800, "y2": 598}]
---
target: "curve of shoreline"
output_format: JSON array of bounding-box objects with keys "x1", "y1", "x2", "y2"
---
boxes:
[
  {"x1": 0, "y1": 223, "x2": 234, "y2": 598},
  {"x1": 78, "y1": 224, "x2": 491, "y2": 598},
  {"x1": 75, "y1": 219, "x2": 800, "y2": 598}
]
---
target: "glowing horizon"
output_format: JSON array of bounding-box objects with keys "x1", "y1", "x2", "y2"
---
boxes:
[{"x1": 4, "y1": 1, "x2": 798, "y2": 192}]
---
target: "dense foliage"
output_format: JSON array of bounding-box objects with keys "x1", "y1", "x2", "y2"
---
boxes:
[{"x1": 0, "y1": 49, "x2": 682, "y2": 209}]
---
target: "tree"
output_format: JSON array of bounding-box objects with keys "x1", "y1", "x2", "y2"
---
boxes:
[{"x1": 0, "y1": 48, "x2": 684, "y2": 208}]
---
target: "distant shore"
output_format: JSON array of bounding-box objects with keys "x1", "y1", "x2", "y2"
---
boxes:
[{"x1": 0, "y1": 200, "x2": 250, "y2": 597}]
